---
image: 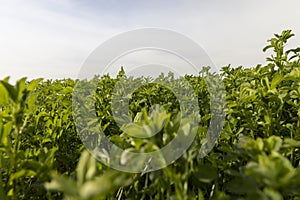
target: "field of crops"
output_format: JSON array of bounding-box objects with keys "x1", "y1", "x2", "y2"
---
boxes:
[{"x1": 1, "y1": 30, "x2": 300, "y2": 199}]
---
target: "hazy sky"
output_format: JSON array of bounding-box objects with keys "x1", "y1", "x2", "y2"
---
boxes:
[{"x1": 1, "y1": 0, "x2": 300, "y2": 81}]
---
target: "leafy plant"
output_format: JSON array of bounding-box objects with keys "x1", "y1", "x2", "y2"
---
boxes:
[{"x1": 0, "y1": 30, "x2": 300, "y2": 199}]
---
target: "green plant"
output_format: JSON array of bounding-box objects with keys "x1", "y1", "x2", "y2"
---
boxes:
[{"x1": 1, "y1": 30, "x2": 300, "y2": 199}]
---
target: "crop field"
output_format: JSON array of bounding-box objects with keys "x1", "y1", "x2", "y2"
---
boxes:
[{"x1": 1, "y1": 30, "x2": 300, "y2": 199}]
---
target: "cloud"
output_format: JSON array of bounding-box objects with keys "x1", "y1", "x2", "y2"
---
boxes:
[{"x1": 1, "y1": 0, "x2": 300, "y2": 82}]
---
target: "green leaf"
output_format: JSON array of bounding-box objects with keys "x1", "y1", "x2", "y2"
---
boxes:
[
  {"x1": 0, "y1": 81, "x2": 17, "y2": 103},
  {"x1": 27, "y1": 78, "x2": 43, "y2": 91},
  {"x1": 270, "y1": 73, "x2": 283, "y2": 89},
  {"x1": 0, "y1": 121, "x2": 12, "y2": 147},
  {"x1": 0, "y1": 84, "x2": 9, "y2": 105},
  {"x1": 123, "y1": 123, "x2": 150, "y2": 138},
  {"x1": 286, "y1": 68, "x2": 300, "y2": 79},
  {"x1": 77, "y1": 151, "x2": 91, "y2": 186},
  {"x1": 283, "y1": 138, "x2": 300, "y2": 148},
  {"x1": 263, "y1": 45, "x2": 273, "y2": 52},
  {"x1": 245, "y1": 153, "x2": 294, "y2": 187},
  {"x1": 26, "y1": 92, "x2": 38, "y2": 111},
  {"x1": 15, "y1": 77, "x2": 27, "y2": 101},
  {"x1": 9, "y1": 170, "x2": 36, "y2": 184},
  {"x1": 264, "y1": 136, "x2": 282, "y2": 152},
  {"x1": 44, "y1": 173, "x2": 78, "y2": 197},
  {"x1": 263, "y1": 187, "x2": 282, "y2": 200},
  {"x1": 109, "y1": 135, "x2": 131, "y2": 149},
  {"x1": 77, "y1": 150, "x2": 97, "y2": 186}
]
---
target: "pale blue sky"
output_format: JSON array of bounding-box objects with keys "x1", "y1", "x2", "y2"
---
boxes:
[{"x1": 1, "y1": 0, "x2": 300, "y2": 81}]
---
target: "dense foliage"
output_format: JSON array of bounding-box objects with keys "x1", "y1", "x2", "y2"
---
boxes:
[{"x1": 1, "y1": 30, "x2": 300, "y2": 199}]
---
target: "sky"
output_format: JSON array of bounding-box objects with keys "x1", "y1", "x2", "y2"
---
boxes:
[{"x1": 1, "y1": 0, "x2": 300, "y2": 82}]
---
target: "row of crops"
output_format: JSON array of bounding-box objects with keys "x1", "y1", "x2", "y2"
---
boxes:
[{"x1": 1, "y1": 30, "x2": 300, "y2": 199}]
